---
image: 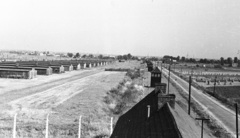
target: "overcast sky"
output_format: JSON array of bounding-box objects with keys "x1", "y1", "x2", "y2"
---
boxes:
[{"x1": 0, "y1": 0, "x2": 240, "y2": 59}]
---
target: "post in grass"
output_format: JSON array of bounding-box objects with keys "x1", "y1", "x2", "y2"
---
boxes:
[
  {"x1": 168, "y1": 65, "x2": 171, "y2": 94},
  {"x1": 13, "y1": 113, "x2": 17, "y2": 138},
  {"x1": 110, "y1": 117, "x2": 113, "y2": 135},
  {"x1": 236, "y1": 103, "x2": 239, "y2": 138},
  {"x1": 188, "y1": 76, "x2": 192, "y2": 115},
  {"x1": 78, "y1": 116, "x2": 82, "y2": 138},
  {"x1": 45, "y1": 113, "x2": 49, "y2": 138}
]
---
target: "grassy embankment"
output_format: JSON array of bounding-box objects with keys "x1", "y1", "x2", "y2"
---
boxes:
[{"x1": 103, "y1": 66, "x2": 150, "y2": 134}]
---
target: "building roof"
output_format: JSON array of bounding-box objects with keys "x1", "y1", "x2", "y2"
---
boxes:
[
  {"x1": 111, "y1": 91, "x2": 182, "y2": 138},
  {"x1": 151, "y1": 67, "x2": 161, "y2": 73}
]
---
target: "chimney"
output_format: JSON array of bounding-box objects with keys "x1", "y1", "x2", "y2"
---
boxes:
[
  {"x1": 158, "y1": 94, "x2": 176, "y2": 109},
  {"x1": 155, "y1": 83, "x2": 167, "y2": 94}
]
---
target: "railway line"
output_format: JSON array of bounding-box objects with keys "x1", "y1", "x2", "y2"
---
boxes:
[
  {"x1": 162, "y1": 67, "x2": 239, "y2": 137},
  {"x1": 0, "y1": 68, "x2": 105, "y2": 104},
  {"x1": 8, "y1": 71, "x2": 107, "y2": 110}
]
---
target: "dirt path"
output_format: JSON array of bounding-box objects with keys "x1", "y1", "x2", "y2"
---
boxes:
[
  {"x1": 0, "y1": 69, "x2": 104, "y2": 104},
  {"x1": 8, "y1": 72, "x2": 122, "y2": 110}
]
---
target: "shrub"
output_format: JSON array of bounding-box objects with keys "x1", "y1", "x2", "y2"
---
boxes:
[
  {"x1": 126, "y1": 69, "x2": 141, "y2": 80},
  {"x1": 214, "y1": 65, "x2": 223, "y2": 69},
  {"x1": 104, "y1": 80, "x2": 144, "y2": 115}
]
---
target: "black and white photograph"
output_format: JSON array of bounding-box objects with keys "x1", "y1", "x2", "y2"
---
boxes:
[{"x1": 0, "y1": 0, "x2": 240, "y2": 137}]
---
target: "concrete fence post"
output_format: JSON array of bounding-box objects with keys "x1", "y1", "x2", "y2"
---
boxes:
[
  {"x1": 13, "y1": 113, "x2": 17, "y2": 138},
  {"x1": 45, "y1": 114, "x2": 49, "y2": 138},
  {"x1": 78, "y1": 116, "x2": 82, "y2": 138},
  {"x1": 110, "y1": 117, "x2": 113, "y2": 135},
  {"x1": 147, "y1": 105, "x2": 151, "y2": 118}
]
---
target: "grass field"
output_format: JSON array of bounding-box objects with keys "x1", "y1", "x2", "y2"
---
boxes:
[
  {"x1": 0, "y1": 60, "x2": 143, "y2": 137},
  {"x1": 207, "y1": 86, "x2": 240, "y2": 104},
  {"x1": 169, "y1": 63, "x2": 240, "y2": 88}
]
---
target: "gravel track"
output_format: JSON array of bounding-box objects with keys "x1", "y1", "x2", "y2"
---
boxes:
[{"x1": 0, "y1": 69, "x2": 103, "y2": 104}]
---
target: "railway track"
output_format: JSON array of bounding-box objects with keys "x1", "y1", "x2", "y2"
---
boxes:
[
  {"x1": 162, "y1": 67, "x2": 239, "y2": 137},
  {"x1": 0, "y1": 68, "x2": 105, "y2": 104},
  {"x1": 8, "y1": 71, "x2": 106, "y2": 110}
]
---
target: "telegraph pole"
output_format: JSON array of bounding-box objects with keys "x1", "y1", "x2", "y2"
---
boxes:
[
  {"x1": 188, "y1": 76, "x2": 192, "y2": 115},
  {"x1": 191, "y1": 66, "x2": 193, "y2": 76},
  {"x1": 161, "y1": 62, "x2": 163, "y2": 83},
  {"x1": 213, "y1": 76, "x2": 217, "y2": 95},
  {"x1": 195, "y1": 118, "x2": 210, "y2": 138},
  {"x1": 236, "y1": 103, "x2": 239, "y2": 138},
  {"x1": 168, "y1": 65, "x2": 171, "y2": 94}
]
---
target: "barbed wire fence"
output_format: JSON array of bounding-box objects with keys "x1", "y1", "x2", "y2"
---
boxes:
[{"x1": 8, "y1": 113, "x2": 114, "y2": 138}]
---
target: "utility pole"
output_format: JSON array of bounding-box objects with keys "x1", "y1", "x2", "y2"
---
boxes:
[
  {"x1": 174, "y1": 63, "x2": 176, "y2": 72},
  {"x1": 195, "y1": 118, "x2": 210, "y2": 138},
  {"x1": 213, "y1": 76, "x2": 217, "y2": 95},
  {"x1": 191, "y1": 66, "x2": 193, "y2": 76},
  {"x1": 188, "y1": 76, "x2": 192, "y2": 115},
  {"x1": 161, "y1": 62, "x2": 163, "y2": 83},
  {"x1": 236, "y1": 103, "x2": 239, "y2": 138},
  {"x1": 168, "y1": 65, "x2": 171, "y2": 94}
]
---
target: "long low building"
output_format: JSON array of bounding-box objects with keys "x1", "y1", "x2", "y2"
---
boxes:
[
  {"x1": 0, "y1": 68, "x2": 37, "y2": 79},
  {"x1": 0, "y1": 59, "x2": 114, "y2": 79},
  {"x1": 0, "y1": 65, "x2": 52, "y2": 75}
]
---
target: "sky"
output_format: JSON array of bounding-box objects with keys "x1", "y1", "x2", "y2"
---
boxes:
[{"x1": 0, "y1": 0, "x2": 240, "y2": 59}]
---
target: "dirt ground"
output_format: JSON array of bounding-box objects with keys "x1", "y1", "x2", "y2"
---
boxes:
[{"x1": 0, "y1": 60, "x2": 141, "y2": 138}]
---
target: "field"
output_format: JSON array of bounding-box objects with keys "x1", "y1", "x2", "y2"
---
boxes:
[
  {"x1": 207, "y1": 86, "x2": 240, "y2": 104},
  {"x1": 0, "y1": 60, "x2": 143, "y2": 137},
  {"x1": 170, "y1": 63, "x2": 240, "y2": 87},
  {"x1": 171, "y1": 62, "x2": 240, "y2": 119}
]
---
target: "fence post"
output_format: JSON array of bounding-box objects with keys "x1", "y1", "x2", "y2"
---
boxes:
[
  {"x1": 147, "y1": 105, "x2": 151, "y2": 118},
  {"x1": 13, "y1": 113, "x2": 17, "y2": 138},
  {"x1": 188, "y1": 76, "x2": 192, "y2": 115},
  {"x1": 168, "y1": 65, "x2": 171, "y2": 94},
  {"x1": 236, "y1": 103, "x2": 239, "y2": 138},
  {"x1": 78, "y1": 116, "x2": 82, "y2": 138},
  {"x1": 45, "y1": 114, "x2": 49, "y2": 138},
  {"x1": 110, "y1": 117, "x2": 113, "y2": 135}
]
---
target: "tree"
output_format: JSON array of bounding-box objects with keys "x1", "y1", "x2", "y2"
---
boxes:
[
  {"x1": 74, "y1": 53, "x2": 80, "y2": 58},
  {"x1": 227, "y1": 57, "x2": 233, "y2": 66},
  {"x1": 127, "y1": 53, "x2": 132, "y2": 59},
  {"x1": 181, "y1": 56, "x2": 185, "y2": 62},
  {"x1": 234, "y1": 57, "x2": 238, "y2": 63},
  {"x1": 203, "y1": 58, "x2": 207, "y2": 63},
  {"x1": 82, "y1": 54, "x2": 87, "y2": 58},
  {"x1": 88, "y1": 54, "x2": 94, "y2": 58},
  {"x1": 209, "y1": 59, "x2": 214, "y2": 64},
  {"x1": 220, "y1": 57, "x2": 224, "y2": 65},
  {"x1": 98, "y1": 54, "x2": 103, "y2": 59},
  {"x1": 123, "y1": 55, "x2": 128, "y2": 60},
  {"x1": 67, "y1": 53, "x2": 73, "y2": 58},
  {"x1": 176, "y1": 56, "x2": 180, "y2": 61},
  {"x1": 117, "y1": 55, "x2": 123, "y2": 60}
]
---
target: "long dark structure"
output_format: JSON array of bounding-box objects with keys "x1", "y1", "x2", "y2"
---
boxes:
[
  {"x1": 111, "y1": 86, "x2": 181, "y2": 138},
  {"x1": 150, "y1": 67, "x2": 162, "y2": 87},
  {"x1": 0, "y1": 68, "x2": 37, "y2": 79},
  {"x1": 0, "y1": 59, "x2": 114, "y2": 79}
]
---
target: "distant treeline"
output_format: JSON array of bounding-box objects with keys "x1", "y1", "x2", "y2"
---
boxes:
[{"x1": 163, "y1": 55, "x2": 239, "y2": 66}]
